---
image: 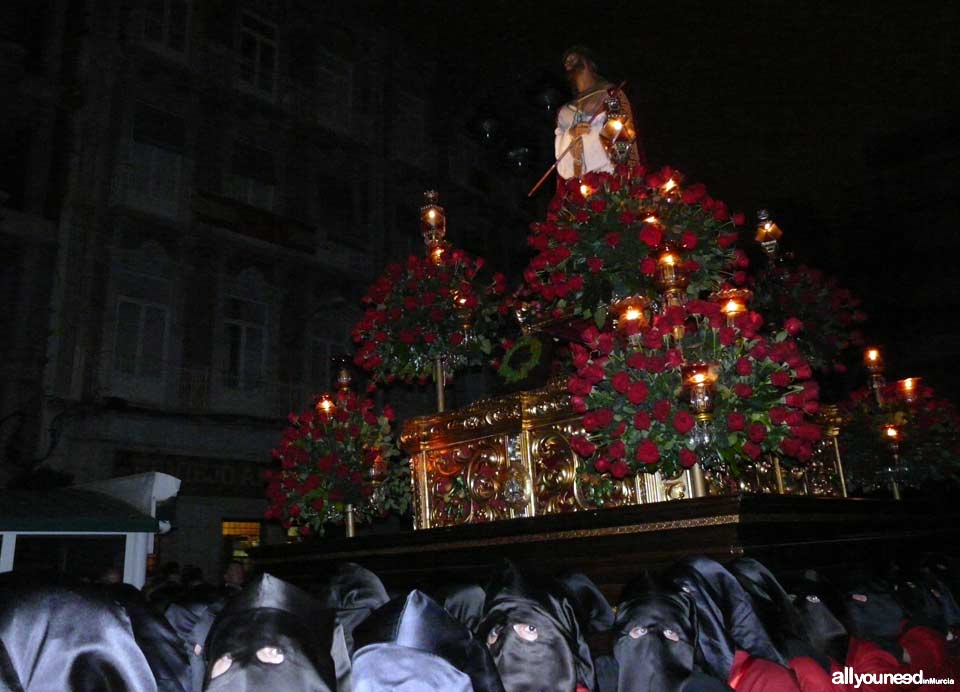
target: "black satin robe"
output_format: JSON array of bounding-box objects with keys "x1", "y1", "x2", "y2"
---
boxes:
[
  {"x1": 780, "y1": 572, "x2": 849, "y2": 666},
  {"x1": 0, "y1": 585, "x2": 158, "y2": 692},
  {"x1": 312, "y1": 562, "x2": 389, "y2": 655}
]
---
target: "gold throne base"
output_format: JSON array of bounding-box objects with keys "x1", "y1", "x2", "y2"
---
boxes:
[{"x1": 400, "y1": 381, "x2": 843, "y2": 529}]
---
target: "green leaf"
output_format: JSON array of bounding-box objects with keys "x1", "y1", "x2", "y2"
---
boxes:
[{"x1": 594, "y1": 304, "x2": 608, "y2": 329}]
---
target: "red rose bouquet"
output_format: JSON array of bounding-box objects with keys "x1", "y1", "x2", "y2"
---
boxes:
[
  {"x1": 567, "y1": 301, "x2": 821, "y2": 503},
  {"x1": 264, "y1": 389, "x2": 400, "y2": 536},
  {"x1": 838, "y1": 382, "x2": 960, "y2": 494},
  {"x1": 523, "y1": 164, "x2": 744, "y2": 326},
  {"x1": 753, "y1": 263, "x2": 867, "y2": 372},
  {"x1": 352, "y1": 249, "x2": 508, "y2": 383}
]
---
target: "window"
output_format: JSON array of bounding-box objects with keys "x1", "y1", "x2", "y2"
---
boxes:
[
  {"x1": 317, "y1": 49, "x2": 352, "y2": 132},
  {"x1": 226, "y1": 142, "x2": 276, "y2": 210},
  {"x1": 224, "y1": 296, "x2": 266, "y2": 391},
  {"x1": 114, "y1": 297, "x2": 168, "y2": 379},
  {"x1": 144, "y1": 0, "x2": 188, "y2": 53},
  {"x1": 222, "y1": 521, "x2": 261, "y2": 572},
  {"x1": 128, "y1": 103, "x2": 185, "y2": 217},
  {"x1": 238, "y1": 12, "x2": 277, "y2": 97}
]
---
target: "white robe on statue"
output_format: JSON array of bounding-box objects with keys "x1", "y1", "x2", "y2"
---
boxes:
[{"x1": 555, "y1": 97, "x2": 615, "y2": 180}]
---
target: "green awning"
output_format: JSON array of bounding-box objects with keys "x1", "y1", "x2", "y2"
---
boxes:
[{"x1": 0, "y1": 488, "x2": 158, "y2": 533}]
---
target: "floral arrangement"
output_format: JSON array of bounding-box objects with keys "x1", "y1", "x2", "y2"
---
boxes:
[
  {"x1": 567, "y1": 301, "x2": 822, "y2": 502},
  {"x1": 753, "y1": 263, "x2": 867, "y2": 372},
  {"x1": 838, "y1": 382, "x2": 960, "y2": 493},
  {"x1": 522, "y1": 165, "x2": 745, "y2": 326},
  {"x1": 264, "y1": 389, "x2": 402, "y2": 536},
  {"x1": 352, "y1": 249, "x2": 508, "y2": 384}
]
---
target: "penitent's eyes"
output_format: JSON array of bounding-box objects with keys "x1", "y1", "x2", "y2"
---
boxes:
[
  {"x1": 629, "y1": 626, "x2": 647, "y2": 639},
  {"x1": 210, "y1": 654, "x2": 233, "y2": 679},
  {"x1": 663, "y1": 628, "x2": 679, "y2": 642},
  {"x1": 513, "y1": 623, "x2": 539, "y2": 642},
  {"x1": 486, "y1": 625, "x2": 501, "y2": 646},
  {"x1": 256, "y1": 646, "x2": 285, "y2": 664}
]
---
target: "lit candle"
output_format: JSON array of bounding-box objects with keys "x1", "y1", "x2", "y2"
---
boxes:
[
  {"x1": 316, "y1": 393, "x2": 335, "y2": 414},
  {"x1": 662, "y1": 178, "x2": 678, "y2": 195},
  {"x1": 643, "y1": 215, "x2": 659, "y2": 225},
  {"x1": 579, "y1": 183, "x2": 593, "y2": 197},
  {"x1": 420, "y1": 190, "x2": 446, "y2": 247},
  {"x1": 611, "y1": 294, "x2": 651, "y2": 342},
  {"x1": 681, "y1": 363, "x2": 719, "y2": 418},
  {"x1": 898, "y1": 377, "x2": 920, "y2": 404},
  {"x1": 863, "y1": 347, "x2": 884, "y2": 372},
  {"x1": 883, "y1": 424, "x2": 899, "y2": 441}
]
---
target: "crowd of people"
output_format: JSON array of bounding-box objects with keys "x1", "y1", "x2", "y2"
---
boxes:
[{"x1": 0, "y1": 554, "x2": 957, "y2": 691}]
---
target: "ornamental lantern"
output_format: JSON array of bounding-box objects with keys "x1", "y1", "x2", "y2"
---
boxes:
[
  {"x1": 598, "y1": 93, "x2": 636, "y2": 164},
  {"x1": 864, "y1": 346, "x2": 885, "y2": 405},
  {"x1": 711, "y1": 288, "x2": 753, "y2": 326},
  {"x1": 681, "y1": 362, "x2": 720, "y2": 422},
  {"x1": 755, "y1": 209, "x2": 782, "y2": 259},
  {"x1": 881, "y1": 423, "x2": 903, "y2": 501},
  {"x1": 660, "y1": 174, "x2": 683, "y2": 203},
  {"x1": 421, "y1": 191, "x2": 447, "y2": 263},
  {"x1": 655, "y1": 242, "x2": 688, "y2": 309},
  {"x1": 897, "y1": 377, "x2": 921, "y2": 405},
  {"x1": 610, "y1": 293, "x2": 651, "y2": 346},
  {"x1": 315, "y1": 393, "x2": 335, "y2": 415}
]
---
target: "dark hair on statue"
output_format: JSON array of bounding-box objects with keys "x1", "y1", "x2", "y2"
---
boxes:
[{"x1": 562, "y1": 45, "x2": 599, "y2": 72}]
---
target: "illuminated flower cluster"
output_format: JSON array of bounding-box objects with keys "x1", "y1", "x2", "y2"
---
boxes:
[
  {"x1": 352, "y1": 249, "x2": 508, "y2": 383},
  {"x1": 523, "y1": 165, "x2": 745, "y2": 324},
  {"x1": 839, "y1": 383, "x2": 960, "y2": 493},
  {"x1": 567, "y1": 301, "x2": 821, "y2": 499},
  {"x1": 264, "y1": 389, "x2": 398, "y2": 536},
  {"x1": 753, "y1": 263, "x2": 867, "y2": 372}
]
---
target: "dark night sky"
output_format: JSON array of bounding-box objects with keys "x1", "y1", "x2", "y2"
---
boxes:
[{"x1": 373, "y1": 0, "x2": 960, "y2": 396}]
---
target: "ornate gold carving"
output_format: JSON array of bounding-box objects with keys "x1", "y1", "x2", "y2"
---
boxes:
[{"x1": 402, "y1": 382, "x2": 845, "y2": 529}]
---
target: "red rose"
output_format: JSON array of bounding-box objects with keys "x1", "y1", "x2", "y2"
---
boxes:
[
  {"x1": 594, "y1": 457, "x2": 610, "y2": 473},
  {"x1": 610, "y1": 460, "x2": 630, "y2": 479},
  {"x1": 450, "y1": 332, "x2": 465, "y2": 346},
  {"x1": 727, "y1": 412, "x2": 746, "y2": 431},
  {"x1": 570, "y1": 435, "x2": 596, "y2": 458},
  {"x1": 653, "y1": 399, "x2": 672, "y2": 422},
  {"x1": 681, "y1": 183, "x2": 706, "y2": 205},
  {"x1": 587, "y1": 257, "x2": 604, "y2": 273},
  {"x1": 733, "y1": 383, "x2": 753, "y2": 399},
  {"x1": 717, "y1": 232, "x2": 738, "y2": 248},
  {"x1": 640, "y1": 257, "x2": 657, "y2": 275},
  {"x1": 732, "y1": 270, "x2": 747, "y2": 285},
  {"x1": 635, "y1": 439, "x2": 660, "y2": 465},
  {"x1": 568, "y1": 377, "x2": 593, "y2": 397},
  {"x1": 633, "y1": 411, "x2": 651, "y2": 431},
  {"x1": 673, "y1": 410, "x2": 695, "y2": 434},
  {"x1": 627, "y1": 380, "x2": 649, "y2": 405},
  {"x1": 589, "y1": 199, "x2": 607, "y2": 213},
  {"x1": 771, "y1": 371, "x2": 792, "y2": 387},
  {"x1": 583, "y1": 407, "x2": 614, "y2": 432},
  {"x1": 575, "y1": 210, "x2": 590, "y2": 223},
  {"x1": 612, "y1": 371, "x2": 632, "y2": 394},
  {"x1": 597, "y1": 333, "x2": 615, "y2": 356},
  {"x1": 732, "y1": 212, "x2": 746, "y2": 226},
  {"x1": 638, "y1": 224, "x2": 662, "y2": 248},
  {"x1": 605, "y1": 232, "x2": 621, "y2": 247},
  {"x1": 681, "y1": 231, "x2": 698, "y2": 250},
  {"x1": 747, "y1": 423, "x2": 767, "y2": 443},
  {"x1": 608, "y1": 441, "x2": 626, "y2": 459},
  {"x1": 679, "y1": 447, "x2": 697, "y2": 468},
  {"x1": 743, "y1": 441, "x2": 762, "y2": 460},
  {"x1": 718, "y1": 327, "x2": 737, "y2": 346},
  {"x1": 784, "y1": 318, "x2": 804, "y2": 336},
  {"x1": 795, "y1": 363, "x2": 812, "y2": 380},
  {"x1": 780, "y1": 437, "x2": 801, "y2": 457},
  {"x1": 580, "y1": 363, "x2": 605, "y2": 384},
  {"x1": 735, "y1": 358, "x2": 753, "y2": 376},
  {"x1": 570, "y1": 343, "x2": 590, "y2": 369},
  {"x1": 571, "y1": 395, "x2": 588, "y2": 413}
]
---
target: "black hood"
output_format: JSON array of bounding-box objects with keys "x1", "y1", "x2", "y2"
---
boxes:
[
  {"x1": 435, "y1": 582, "x2": 487, "y2": 633},
  {"x1": 203, "y1": 574, "x2": 337, "y2": 692},
  {"x1": 614, "y1": 572, "x2": 700, "y2": 692},
  {"x1": 352, "y1": 589, "x2": 504, "y2": 692},
  {"x1": 312, "y1": 562, "x2": 389, "y2": 654},
  {"x1": 836, "y1": 572, "x2": 905, "y2": 659},
  {"x1": 728, "y1": 558, "x2": 827, "y2": 668},
  {"x1": 0, "y1": 585, "x2": 158, "y2": 692},
  {"x1": 478, "y1": 562, "x2": 594, "y2": 692},
  {"x1": 780, "y1": 570, "x2": 849, "y2": 665},
  {"x1": 667, "y1": 556, "x2": 784, "y2": 679}
]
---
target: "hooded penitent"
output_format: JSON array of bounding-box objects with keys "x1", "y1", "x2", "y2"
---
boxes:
[
  {"x1": 0, "y1": 585, "x2": 158, "y2": 692},
  {"x1": 728, "y1": 558, "x2": 827, "y2": 668},
  {"x1": 836, "y1": 571, "x2": 905, "y2": 660},
  {"x1": 351, "y1": 589, "x2": 505, "y2": 692},
  {"x1": 667, "y1": 556, "x2": 785, "y2": 680},
  {"x1": 312, "y1": 562, "x2": 390, "y2": 655},
  {"x1": 103, "y1": 583, "x2": 192, "y2": 692},
  {"x1": 478, "y1": 562, "x2": 595, "y2": 692},
  {"x1": 165, "y1": 598, "x2": 225, "y2": 692},
  {"x1": 780, "y1": 570, "x2": 849, "y2": 666},
  {"x1": 203, "y1": 573, "x2": 337, "y2": 692},
  {"x1": 613, "y1": 570, "x2": 703, "y2": 692},
  {"x1": 435, "y1": 582, "x2": 488, "y2": 633}
]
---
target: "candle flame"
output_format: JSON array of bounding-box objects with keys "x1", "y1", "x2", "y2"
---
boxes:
[
  {"x1": 866, "y1": 348, "x2": 880, "y2": 362},
  {"x1": 623, "y1": 307, "x2": 643, "y2": 322},
  {"x1": 427, "y1": 209, "x2": 436, "y2": 220},
  {"x1": 579, "y1": 183, "x2": 592, "y2": 197},
  {"x1": 660, "y1": 253, "x2": 676, "y2": 266},
  {"x1": 901, "y1": 377, "x2": 916, "y2": 391},
  {"x1": 691, "y1": 373, "x2": 707, "y2": 384},
  {"x1": 644, "y1": 215, "x2": 659, "y2": 224},
  {"x1": 884, "y1": 426, "x2": 898, "y2": 439},
  {"x1": 317, "y1": 396, "x2": 334, "y2": 413},
  {"x1": 611, "y1": 119, "x2": 623, "y2": 131},
  {"x1": 662, "y1": 178, "x2": 678, "y2": 193},
  {"x1": 723, "y1": 299, "x2": 742, "y2": 314}
]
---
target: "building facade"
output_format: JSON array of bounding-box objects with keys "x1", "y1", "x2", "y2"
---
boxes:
[{"x1": 1, "y1": 0, "x2": 527, "y2": 582}]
